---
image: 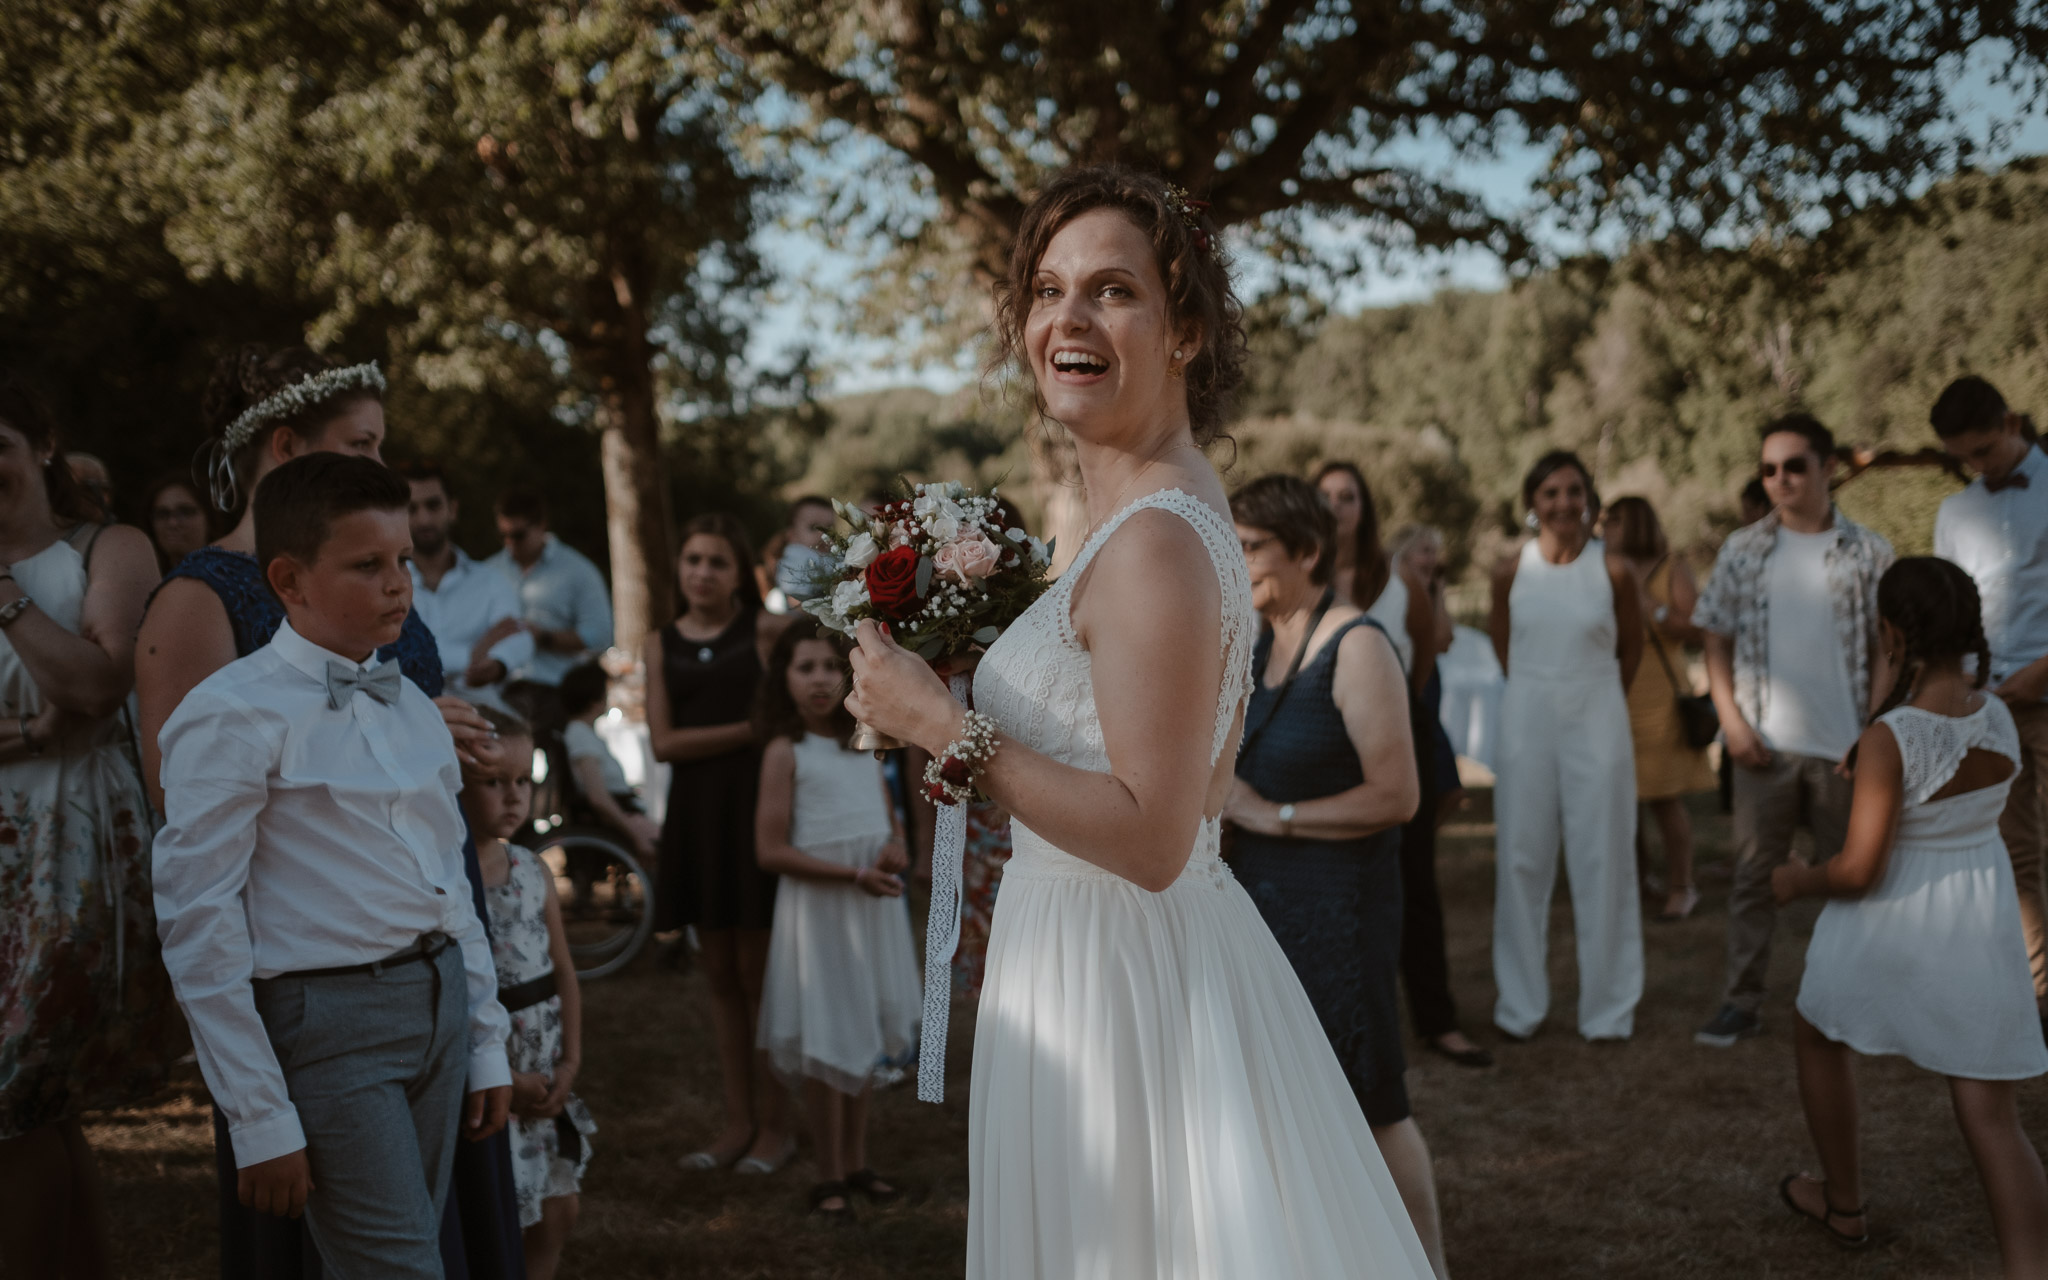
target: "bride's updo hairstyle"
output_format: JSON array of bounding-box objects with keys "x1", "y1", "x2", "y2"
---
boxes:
[
  {"x1": 992, "y1": 165, "x2": 1248, "y2": 446},
  {"x1": 200, "y1": 343, "x2": 384, "y2": 512}
]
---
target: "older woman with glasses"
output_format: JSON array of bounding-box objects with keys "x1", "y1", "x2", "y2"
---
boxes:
[{"x1": 1223, "y1": 473, "x2": 1447, "y2": 1278}]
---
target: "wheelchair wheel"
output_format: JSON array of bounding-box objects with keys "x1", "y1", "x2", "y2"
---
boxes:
[{"x1": 534, "y1": 828, "x2": 654, "y2": 981}]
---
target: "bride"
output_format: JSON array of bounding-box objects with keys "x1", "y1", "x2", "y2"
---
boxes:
[{"x1": 847, "y1": 166, "x2": 1436, "y2": 1280}]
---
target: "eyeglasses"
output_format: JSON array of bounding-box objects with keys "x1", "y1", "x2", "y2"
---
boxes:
[
  {"x1": 1758, "y1": 457, "x2": 1810, "y2": 479},
  {"x1": 1238, "y1": 534, "x2": 1280, "y2": 556}
]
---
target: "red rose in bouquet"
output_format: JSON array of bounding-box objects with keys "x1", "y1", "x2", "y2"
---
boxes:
[{"x1": 864, "y1": 545, "x2": 922, "y2": 619}]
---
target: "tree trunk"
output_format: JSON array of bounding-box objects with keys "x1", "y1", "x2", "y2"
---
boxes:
[{"x1": 587, "y1": 262, "x2": 674, "y2": 652}]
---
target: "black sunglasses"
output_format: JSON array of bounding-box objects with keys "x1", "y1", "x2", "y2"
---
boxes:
[{"x1": 1758, "y1": 457, "x2": 1810, "y2": 479}]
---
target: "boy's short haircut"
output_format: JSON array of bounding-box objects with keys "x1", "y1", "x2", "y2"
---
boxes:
[
  {"x1": 477, "y1": 704, "x2": 532, "y2": 740},
  {"x1": 558, "y1": 663, "x2": 609, "y2": 718},
  {"x1": 254, "y1": 453, "x2": 411, "y2": 573},
  {"x1": 1929, "y1": 375, "x2": 2008, "y2": 438}
]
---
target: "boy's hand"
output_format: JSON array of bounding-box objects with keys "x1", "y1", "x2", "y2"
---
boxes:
[
  {"x1": 464, "y1": 1084, "x2": 512, "y2": 1141},
  {"x1": 238, "y1": 1149, "x2": 314, "y2": 1219}
]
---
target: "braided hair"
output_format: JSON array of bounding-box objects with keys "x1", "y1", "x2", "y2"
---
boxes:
[{"x1": 1850, "y1": 556, "x2": 1992, "y2": 766}]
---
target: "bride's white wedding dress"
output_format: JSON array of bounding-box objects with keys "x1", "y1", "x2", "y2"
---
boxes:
[{"x1": 968, "y1": 489, "x2": 1434, "y2": 1279}]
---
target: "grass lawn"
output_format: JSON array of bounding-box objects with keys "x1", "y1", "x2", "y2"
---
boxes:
[{"x1": 92, "y1": 788, "x2": 2045, "y2": 1277}]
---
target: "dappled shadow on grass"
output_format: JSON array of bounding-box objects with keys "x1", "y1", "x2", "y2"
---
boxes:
[{"x1": 89, "y1": 789, "x2": 2045, "y2": 1276}]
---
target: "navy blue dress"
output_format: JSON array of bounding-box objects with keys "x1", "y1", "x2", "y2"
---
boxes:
[
  {"x1": 159, "y1": 548, "x2": 525, "y2": 1280},
  {"x1": 1232, "y1": 616, "x2": 1410, "y2": 1127}
]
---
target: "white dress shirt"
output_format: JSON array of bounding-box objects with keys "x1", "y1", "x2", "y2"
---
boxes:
[
  {"x1": 410, "y1": 546, "x2": 534, "y2": 701},
  {"x1": 1936, "y1": 444, "x2": 2048, "y2": 697},
  {"x1": 153, "y1": 621, "x2": 512, "y2": 1168},
  {"x1": 485, "y1": 534, "x2": 613, "y2": 686}
]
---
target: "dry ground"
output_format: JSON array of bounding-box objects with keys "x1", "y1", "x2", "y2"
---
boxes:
[{"x1": 90, "y1": 789, "x2": 2047, "y2": 1278}]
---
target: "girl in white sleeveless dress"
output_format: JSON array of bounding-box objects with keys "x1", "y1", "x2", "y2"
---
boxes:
[
  {"x1": 1773, "y1": 558, "x2": 2048, "y2": 1268},
  {"x1": 844, "y1": 168, "x2": 1434, "y2": 1279},
  {"x1": 752, "y1": 621, "x2": 920, "y2": 1217},
  {"x1": 1490, "y1": 453, "x2": 1644, "y2": 1040}
]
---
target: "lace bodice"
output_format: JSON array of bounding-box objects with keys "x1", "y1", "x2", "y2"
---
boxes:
[
  {"x1": 1880, "y1": 698, "x2": 2022, "y2": 811},
  {"x1": 975, "y1": 488, "x2": 1255, "y2": 774}
]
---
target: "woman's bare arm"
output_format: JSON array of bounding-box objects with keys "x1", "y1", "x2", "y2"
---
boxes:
[
  {"x1": 3, "y1": 524, "x2": 157, "y2": 718},
  {"x1": 849, "y1": 509, "x2": 1226, "y2": 893},
  {"x1": 135, "y1": 576, "x2": 239, "y2": 814},
  {"x1": 1608, "y1": 554, "x2": 1644, "y2": 691},
  {"x1": 1655, "y1": 558, "x2": 1706, "y2": 648}
]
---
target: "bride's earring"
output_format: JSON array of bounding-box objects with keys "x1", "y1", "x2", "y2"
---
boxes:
[{"x1": 1169, "y1": 350, "x2": 1185, "y2": 380}]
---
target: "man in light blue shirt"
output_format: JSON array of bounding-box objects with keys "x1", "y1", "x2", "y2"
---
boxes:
[
  {"x1": 1932, "y1": 376, "x2": 2048, "y2": 1035},
  {"x1": 403, "y1": 466, "x2": 532, "y2": 704},
  {"x1": 484, "y1": 489, "x2": 613, "y2": 688}
]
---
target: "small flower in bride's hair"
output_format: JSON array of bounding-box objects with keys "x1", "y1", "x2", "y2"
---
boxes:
[
  {"x1": 842, "y1": 530, "x2": 880, "y2": 569},
  {"x1": 933, "y1": 532, "x2": 1001, "y2": 583}
]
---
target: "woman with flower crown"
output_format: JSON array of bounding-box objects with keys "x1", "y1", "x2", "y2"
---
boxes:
[
  {"x1": 846, "y1": 167, "x2": 1434, "y2": 1279},
  {"x1": 135, "y1": 344, "x2": 527, "y2": 1279}
]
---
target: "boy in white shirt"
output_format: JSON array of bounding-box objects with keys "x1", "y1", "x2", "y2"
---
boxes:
[{"x1": 153, "y1": 453, "x2": 512, "y2": 1278}]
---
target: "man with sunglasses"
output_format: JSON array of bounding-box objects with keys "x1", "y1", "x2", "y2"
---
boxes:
[
  {"x1": 1932, "y1": 376, "x2": 2048, "y2": 1044},
  {"x1": 1692, "y1": 414, "x2": 1894, "y2": 1048}
]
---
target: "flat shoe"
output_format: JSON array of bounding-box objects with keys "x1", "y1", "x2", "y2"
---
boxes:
[
  {"x1": 678, "y1": 1128, "x2": 753, "y2": 1172},
  {"x1": 1779, "y1": 1173, "x2": 1870, "y2": 1249},
  {"x1": 845, "y1": 1168, "x2": 903, "y2": 1204},
  {"x1": 734, "y1": 1136, "x2": 798, "y2": 1176},
  {"x1": 1424, "y1": 1037, "x2": 1495, "y2": 1069}
]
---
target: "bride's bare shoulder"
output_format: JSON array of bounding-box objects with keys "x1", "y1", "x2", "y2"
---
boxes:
[{"x1": 1072, "y1": 500, "x2": 1225, "y2": 642}]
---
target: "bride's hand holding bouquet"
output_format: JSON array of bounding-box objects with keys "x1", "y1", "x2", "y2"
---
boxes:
[{"x1": 797, "y1": 481, "x2": 1052, "y2": 755}]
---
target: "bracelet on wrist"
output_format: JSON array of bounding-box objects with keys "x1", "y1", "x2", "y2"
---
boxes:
[{"x1": 922, "y1": 710, "x2": 1000, "y2": 807}]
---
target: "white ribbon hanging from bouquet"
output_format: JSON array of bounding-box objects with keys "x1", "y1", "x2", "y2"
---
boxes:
[{"x1": 917, "y1": 672, "x2": 974, "y2": 1103}]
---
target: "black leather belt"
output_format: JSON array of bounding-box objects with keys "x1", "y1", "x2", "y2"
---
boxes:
[
  {"x1": 269, "y1": 932, "x2": 453, "y2": 981},
  {"x1": 499, "y1": 970, "x2": 558, "y2": 1013}
]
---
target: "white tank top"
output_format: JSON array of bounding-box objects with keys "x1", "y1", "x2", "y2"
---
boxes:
[
  {"x1": 789, "y1": 733, "x2": 893, "y2": 848},
  {"x1": 1507, "y1": 537, "x2": 1619, "y2": 682}
]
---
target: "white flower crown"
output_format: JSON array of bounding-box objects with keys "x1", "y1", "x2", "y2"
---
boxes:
[
  {"x1": 203, "y1": 360, "x2": 387, "y2": 510},
  {"x1": 221, "y1": 361, "x2": 387, "y2": 453}
]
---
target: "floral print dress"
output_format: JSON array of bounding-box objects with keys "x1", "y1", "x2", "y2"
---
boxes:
[
  {"x1": 484, "y1": 842, "x2": 596, "y2": 1227},
  {"x1": 1, "y1": 530, "x2": 177, "y2": 1138}
]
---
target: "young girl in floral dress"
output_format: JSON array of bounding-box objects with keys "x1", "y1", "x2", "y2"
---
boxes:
[{"x1": 463, "y1": 709, "x2": 597, "y2": 1280}]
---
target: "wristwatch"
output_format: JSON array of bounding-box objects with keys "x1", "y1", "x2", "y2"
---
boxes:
[
  {"x1": 1277, "y1": 803, "x2": 1297, "y2": 837},
  {"x1": 0, "y1": 593, "x2": 31, "y2": 629}
]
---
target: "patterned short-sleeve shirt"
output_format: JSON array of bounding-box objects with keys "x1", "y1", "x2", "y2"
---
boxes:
[{"x1": 1693, "y1": 506, "x2": 1894, "y2": 736}]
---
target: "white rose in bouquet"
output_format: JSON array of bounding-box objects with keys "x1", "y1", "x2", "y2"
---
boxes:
[{"x1": 841, "y1": 530, "x2": 880, "y2": 569}]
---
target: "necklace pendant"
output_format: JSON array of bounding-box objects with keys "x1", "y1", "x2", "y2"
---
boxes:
[{"x1": 697, "y1": 646, "x2": 715, "y2": 663}]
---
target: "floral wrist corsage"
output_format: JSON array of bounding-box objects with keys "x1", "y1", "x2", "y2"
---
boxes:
[{"x1": 923, "y1": 710, "x2": 1000, "y2": 806}]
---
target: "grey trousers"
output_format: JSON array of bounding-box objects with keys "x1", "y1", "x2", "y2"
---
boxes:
[
  {"x1": 252, "y1": 944, "x2": 469, "y2": 1280},
  {"x1": 1722, "y1": 752, "x2": 1853, "y2": 1014}
]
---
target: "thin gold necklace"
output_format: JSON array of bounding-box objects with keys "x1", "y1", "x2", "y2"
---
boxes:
[{"x1": 1084, "y1": 440, "x2": 1197, "y2": 543}]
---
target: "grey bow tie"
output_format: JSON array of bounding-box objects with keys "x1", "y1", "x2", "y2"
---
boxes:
[{"x1": 326, "y1": 659, "x2": 403, "y2": 710}]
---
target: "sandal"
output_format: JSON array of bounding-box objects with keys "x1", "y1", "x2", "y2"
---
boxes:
[
  {"x1": 1779, "y1": 1173, "x2": 1870, "y2": 1249},
  {"x1": 733, "y1": 1135, "x2": 798, "y2": 1176},
  {"x1": 845, "y1": 1168, "x2": 903, "y2": 1204},
  {"x1": 808, "y1": 1180, "x2": 855, "y2": 1220}
]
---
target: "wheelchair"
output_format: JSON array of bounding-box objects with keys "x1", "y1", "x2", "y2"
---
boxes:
[{"x1": 523, "y1": 721, "x2": 656, "y2": 982}]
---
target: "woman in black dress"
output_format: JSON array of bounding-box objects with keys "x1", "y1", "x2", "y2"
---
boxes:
[
  {"x1": 1222, "y1": 474, "x2": 1447, "y2": 1278},
  {"x1": 645, "y1": 513, "x2": 795, "y2": 1174}
]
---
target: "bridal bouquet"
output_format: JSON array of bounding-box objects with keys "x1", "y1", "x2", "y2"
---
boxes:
[{"x1": 800, "y1": 481, "x2": 1053, "y2": 661}]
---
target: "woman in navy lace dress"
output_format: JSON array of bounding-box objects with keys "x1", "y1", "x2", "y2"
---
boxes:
[
  {"x1": 1221, "y1": 475, "x2": 1448, "y2": 1278},
  {"x1": 135, "y1": 344, "x2": 524, "y2": 1280}
]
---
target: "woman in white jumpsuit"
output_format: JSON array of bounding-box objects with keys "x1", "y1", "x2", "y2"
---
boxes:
[{"x1": 1489, "y1": 451, "x2": 1646, "y2": 1040}]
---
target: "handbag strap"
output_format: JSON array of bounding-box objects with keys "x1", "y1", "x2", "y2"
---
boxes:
[
  {"x1": 1239, "y1": 589, "x2": 1336, "y2": 760},
  {"x1": 1644, "y1": 615, "x2": 1688, "y2": 692}
]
